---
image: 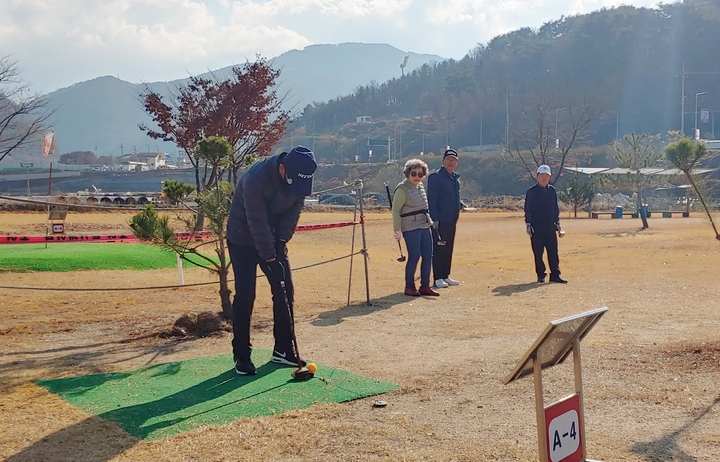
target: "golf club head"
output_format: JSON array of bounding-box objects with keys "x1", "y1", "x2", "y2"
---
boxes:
[
  {"x1": 437, "y1": 240, "x2": 447, "y2": 246},
  {"x1": 292, "y1": 367, "x2": 314, "y2": 381},
  {"x1": 397, "y1": 255, "x2": 406, "y2": 262}
]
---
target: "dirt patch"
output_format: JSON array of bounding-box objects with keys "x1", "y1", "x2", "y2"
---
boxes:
[
  {"x1": 660, "y1": 341, "x2": 720, "y2": 373},
  {"x1": 161, "y1": 311, "x2": 232, "y2": 338},
  {"x1": 1, "y1": 210, "x2": 719, "y2": 461}
]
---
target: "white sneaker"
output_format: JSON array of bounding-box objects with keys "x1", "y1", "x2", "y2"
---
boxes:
[
  {"x1": 434, "y1": 279, "x2": 449, "y2": 288},
  {"x1": 444, "y1": 277, "x2": 459, "y2": 286}
]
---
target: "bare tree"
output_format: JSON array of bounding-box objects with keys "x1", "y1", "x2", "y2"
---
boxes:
[
  {"x1": 511, "y1": 96, "x2": 596, "y2": 184},
  {"x1": 0, "y1": 56, "x2": 52, "y2": 162}
]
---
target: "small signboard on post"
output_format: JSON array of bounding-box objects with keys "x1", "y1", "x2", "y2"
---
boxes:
[
  {"x1": 47, "y1": 206, "x2": 68, "y2": 236},
  {"x1": 546, "y1": 393, "x2": 582, "y2": 462},
  {"x1": 504, "y1": 307, "x2": 608, "y2": 462}
]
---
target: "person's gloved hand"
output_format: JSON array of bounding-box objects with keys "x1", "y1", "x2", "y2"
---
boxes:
[
  {"x1": 526, "y1": 223, "x2": 534, "y2": 237},
  {"x1": 275, "y1": 240, "x2": 288, "y2": 260},
  {"x1": 263, "y1": 258, "x2": 286, "y2": 284},
  {"x1": 393, "y1": 230, "x2": 402, "y2": 242}
]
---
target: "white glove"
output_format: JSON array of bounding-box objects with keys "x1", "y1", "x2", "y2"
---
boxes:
[
  {"x1": 526, "y1": 223, "x2": 534, "y2": 237},
  {"x1": 393, "y1": 230, "x2": 402, "y2": 242}
]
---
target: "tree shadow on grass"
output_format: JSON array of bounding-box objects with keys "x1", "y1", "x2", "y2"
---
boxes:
[
  {"x1": 4, "y1": 415, "x2": 137, "y2": 462},
  {"x1": 0, "y1": 334, "x2": 195, "y2": 394},
  {"x1": 311, "y1": 292, "x2": 410, "y2": 327},
  {"x1": 7, "y1": 364, "x2": 286, "y2": 462},
  {"x1": 491, "y1": 282, "x2": 543, "y2": 296},
  {"x1": 631, "y1": 394, "x2": 720, "y2": 461}
]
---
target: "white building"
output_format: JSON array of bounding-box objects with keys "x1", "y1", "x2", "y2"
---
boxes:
[
  {"x1": 135, "y1": 152, "x2": 167, "y2": 169},
  {"x1": 120, "y1": 161, "x2": 149, "y2": 172}
]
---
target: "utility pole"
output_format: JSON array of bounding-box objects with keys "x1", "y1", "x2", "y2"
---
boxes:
[
  {"x1": 445, "y1": 118, "x2": 449, "y2": 149},
  {"x1": 681, "y1": 61, "x2": 685, "y2": 135},
  {"x1": 616, "y1": 113, "x2": 619, "y2": 141},
  {"x1": 505, "y1": 92, "x2": 510, "y2": 152},
  {"x1": 555, "y1": 107, "x2": 568, "y2": 149},
  {"x1": 480, "y1": 110, "x2": 483, "y2": 147}
]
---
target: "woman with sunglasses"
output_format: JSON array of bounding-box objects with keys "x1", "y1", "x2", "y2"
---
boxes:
[{"x1": 392, "y1": 159, "x2": 440, "y2": 296}]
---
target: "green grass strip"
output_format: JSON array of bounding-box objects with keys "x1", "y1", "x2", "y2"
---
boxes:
[
  {"x1": 36, "y1": 350, "x2": 398, "y2": 441},
  {"x1": 0, "y1": 243, "x2": 217, "y2": 272}
]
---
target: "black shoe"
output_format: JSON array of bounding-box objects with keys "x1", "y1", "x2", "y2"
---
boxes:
[
  {"x1": 271, "y1": 350, "x2": 307, "y2": 367},
  {"x1": 537, "y1": 276, "x2": 546, "y2": 283},
  {"x1": 549, "y1": 277, "x2": 567, "y2": 284},
  {"x1": 235, "y1": 358, "x2": 256, "y2": 375}
]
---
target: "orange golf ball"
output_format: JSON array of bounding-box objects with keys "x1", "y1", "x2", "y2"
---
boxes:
[{"x1": 306, "y1": 363, "x2": 317, "y2": 373}]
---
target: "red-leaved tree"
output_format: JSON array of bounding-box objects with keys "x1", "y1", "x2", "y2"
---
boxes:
[{"x1": 139, "y1": 57, "x2": 289, "y2": 192}]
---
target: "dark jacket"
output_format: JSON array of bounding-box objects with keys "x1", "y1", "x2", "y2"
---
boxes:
[
  {"x1": 524, "y1": 183, "x2": 560, "y2": 228},
  {"x1": 227, "y1": 153, "x2": 303, "y2": 261},
  {"x1": 427, "y1": 167, "x2": 461, "y2": 224}
]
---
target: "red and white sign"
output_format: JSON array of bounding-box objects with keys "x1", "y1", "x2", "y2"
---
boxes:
[
  {"x1": 52, "y1": 224, "x2": 64, "y2": 234},
  {"x1": 545, "y1": 394, "x2": 583, "y2": 462},
  {"x1": 42, "y1": 132, "x2": 55, "y2": 157}
]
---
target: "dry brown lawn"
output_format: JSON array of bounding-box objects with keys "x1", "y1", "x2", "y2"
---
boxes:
[{"x1": 0, "y1": 209, "x2": 719, "y2": 461}]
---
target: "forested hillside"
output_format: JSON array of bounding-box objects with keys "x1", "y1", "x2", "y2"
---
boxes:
[{"x1": 293, "y1": 2, "x2": 720, "y2": 168}]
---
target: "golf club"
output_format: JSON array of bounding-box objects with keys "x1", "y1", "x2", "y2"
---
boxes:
[
  {"x1": 428, "y1": 215, "x2": 447, "y2": 246},
  {"x1": 275, "y1": 262, "x2": 313, "y2": 381},
  {"x1": 386, "y1": 184, "x2": 407, "y2": 262},
  {"x1": 396, "y1": 240, "x2": 406, "y2": 262}
]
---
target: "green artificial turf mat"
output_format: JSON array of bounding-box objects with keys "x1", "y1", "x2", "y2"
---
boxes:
[
  {"x1": 36, "y1": 350, "x2": 398, "y2": 441},
  {"x1": 0, "y1": 243, "x2": 216, "y2": 272}
]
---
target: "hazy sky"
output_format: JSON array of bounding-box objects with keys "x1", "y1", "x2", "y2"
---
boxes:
[{"x1": 2, "y1": 0, "x2": 659, "y2": 94}]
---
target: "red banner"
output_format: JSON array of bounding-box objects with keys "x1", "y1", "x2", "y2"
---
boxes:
[{"x1": 42, "y1": 132, "x2": 55, "y2": 157}]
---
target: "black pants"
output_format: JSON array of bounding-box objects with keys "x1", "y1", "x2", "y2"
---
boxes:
[
  {"x1": 432, "y1": 222, "x2": 457, "y2": 281},
  {"x1": 228, "y1": 242, "x2": 294, "y2": 361},
  {"x1": 530, "y1": 225, "x2": 560, "y2": 279}
]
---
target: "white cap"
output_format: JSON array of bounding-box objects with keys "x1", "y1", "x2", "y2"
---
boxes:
[{"x1": 537, "y1": 165, "x2": 551, "y2": 175}]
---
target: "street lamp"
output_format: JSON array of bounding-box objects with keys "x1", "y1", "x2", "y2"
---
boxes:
[
  {"x1": 555, "y1": 107, "x2": 568, "y2": 148},
  {"x1": 695, "y1": 91, "x2": 707, "y2": 140},
  {"x1": 20, "y1": 162, "x2": 33, "y2": 196}
]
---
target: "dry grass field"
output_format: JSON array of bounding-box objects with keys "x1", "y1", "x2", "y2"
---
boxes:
[{"x1": 0, "y1": 209, "x2": 719, "y2": 461}]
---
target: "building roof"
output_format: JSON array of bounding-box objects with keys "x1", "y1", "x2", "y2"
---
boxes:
[{"x1": 565, "y1": 167, "x2": 714, "y2": 175}]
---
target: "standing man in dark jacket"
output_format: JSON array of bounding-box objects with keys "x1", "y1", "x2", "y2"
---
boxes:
[
  {"x1": 524, "y1": 164, "x2": 566, "y2": 284},
  {"x1": 226, "y1": 146, "x2": 318, "y2": 375},
  {"x1": 427, "y1": 149, "x2": 462, "y2": 289}
]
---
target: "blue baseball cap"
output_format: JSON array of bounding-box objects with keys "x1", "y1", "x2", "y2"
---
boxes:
[{"x1": 283, "y1": 146, "x2": 317, "y2": 197}]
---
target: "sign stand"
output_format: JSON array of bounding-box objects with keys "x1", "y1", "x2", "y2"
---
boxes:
[
  {"x1": 47, "y1": 206, "x2": 68, "y2": 235},
  {"x1": 505, "y1": 307, "x2": 608, "y2": 462}
]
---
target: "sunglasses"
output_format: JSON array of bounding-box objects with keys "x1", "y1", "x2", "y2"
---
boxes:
[{"x1": 410, "y1": 171, "x2": 425, "y2": 178}]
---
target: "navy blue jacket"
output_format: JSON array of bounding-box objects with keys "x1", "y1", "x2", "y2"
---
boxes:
[
  {"x1": 227, "y1": 153, "x2": 303, "y2": 261},
  {"x1": 427, "y1": 167, "x2": 461, "y2": 224},
  {"x1": 524, "y1": 183, "x2": 560, "y2": 229}
]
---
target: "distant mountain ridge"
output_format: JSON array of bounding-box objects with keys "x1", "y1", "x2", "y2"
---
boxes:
[{"x1": 42, "y1": 44, "x2": 445, "y2": 156}]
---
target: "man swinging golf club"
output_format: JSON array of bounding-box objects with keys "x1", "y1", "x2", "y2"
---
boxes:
[{"x1": 227, "y1": 146, "x2": 317, "y2": 376}]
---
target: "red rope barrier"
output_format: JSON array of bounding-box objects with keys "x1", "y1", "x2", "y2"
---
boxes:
[
  {"x1": 0, "y1": 221, "x2": 363, "y2": 244},
  {"x1": 295, "y1": 220, "x2": 361, "y2": 231},
  {"x1": 0, "y1": 232, "x2": 213, "y2": 245}
]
